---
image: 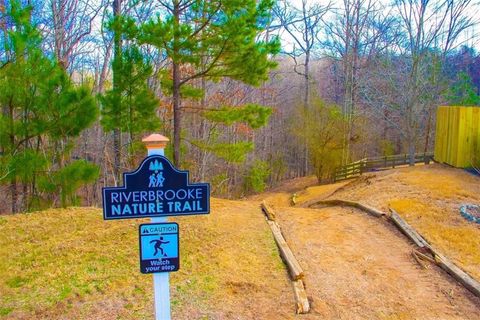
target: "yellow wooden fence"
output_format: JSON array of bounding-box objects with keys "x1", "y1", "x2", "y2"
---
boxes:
[{"x1": 434, "y1": 106, "x2": 480, "y2": 168}]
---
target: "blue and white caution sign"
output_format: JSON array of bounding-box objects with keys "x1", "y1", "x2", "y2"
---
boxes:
[
  {"x1": 139, "y1": 222, "x2": 179, "y2": 274},
  {"x1": 102, "y1": 155, "x2": 210, "y2": 220}
]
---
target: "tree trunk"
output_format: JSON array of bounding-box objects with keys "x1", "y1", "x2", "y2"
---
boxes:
[
  {"x1": 424, "y1": 107, "x2": 433, "y2": 155},
  {"x1": 198, "y1": 75, "x2": 208, "y2": 181},
  {"x1": 112, "y1": 0, "x2": 122, "y2": 184},
  {"x1": 302, "y1": 51, "x2": 310, "y2": 176},
  {"x1": 10, "y1": 179, "x2": 17, "y2": 213},
  {"x1": 97, "y1": 42, "x2": 112, "y2": 93},
  {"x1": 52, "y1": 0, "x2": 67, "y2": 69},
  {"x1": 0, "y1": 0, "x2": 9, "y2": 159},
  {"x1": 172, "y1": 1, "x2": 181, "y2": 166},
  {"x1": 408, "y1": 132, "x2": 415, "y2": 166},
  {"x1": 172, "y1": 64, "x2": 181, "y2": 167}
]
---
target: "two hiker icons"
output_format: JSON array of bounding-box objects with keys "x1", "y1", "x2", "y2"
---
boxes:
[
  {"x1": 148, "y1": 159, "x2": 165, "y2": 188},
  {"x1": 150, "y1": 237, "x2": 170, "y2": 257},
  {"x1": 149, "y1": 172, "x2": 165, "y2": 188}
]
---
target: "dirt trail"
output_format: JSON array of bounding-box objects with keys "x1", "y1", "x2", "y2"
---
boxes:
[
  {"x1": 273, "y1": 205, "x2": 480, "y2": 319},
  {"x1": 293, "y1": 164, "x2": 480, "y2": 280}
]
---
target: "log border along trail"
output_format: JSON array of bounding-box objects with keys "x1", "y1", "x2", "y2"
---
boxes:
[{"x1": 260, "y1": 178, "x2": 480, "y2": 317}]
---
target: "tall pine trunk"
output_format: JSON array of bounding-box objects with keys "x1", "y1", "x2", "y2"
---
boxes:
[
  {"x1": 172, "y1": 0, "x2": 181, "y2": 166},
  {"x1": 112, "y1": 0, "x2": 122, "y2": 184},
  {"x1": 9, "y1": 104, "x2": 17, "y2": 213},
  {"x1": 172, "y1": 62, "x2": 181, "y2": 166}
]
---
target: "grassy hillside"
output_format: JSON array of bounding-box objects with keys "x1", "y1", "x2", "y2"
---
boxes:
[{"x1": 0, "y1": 200, "x2": 293, "y2": 319}]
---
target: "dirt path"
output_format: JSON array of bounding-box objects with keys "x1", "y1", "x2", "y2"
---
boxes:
[{"x1": 275, "y1": 206, "x2": 480, "y2": 320}]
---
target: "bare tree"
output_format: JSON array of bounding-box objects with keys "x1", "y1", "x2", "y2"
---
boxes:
[
  {"x1": 362, "y1": 0, "x2": 478, "y2": 165},
  {"x1": 272, "y1": 0, "x2": 331, "y2": 176},
  {"x1": 322, "y1": 0, "x2": 400, "y2": 163},
  {"x1": 42, "y1": 0, "x2": 104, "y2": 72}
]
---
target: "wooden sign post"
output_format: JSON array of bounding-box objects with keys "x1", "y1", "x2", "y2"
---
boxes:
[
  {"x1": 143, "y1": 134, "x2": 171, "y2": 320},
  {"x1": 102, "y1": 133, "x2": 210, "y2": 320}
]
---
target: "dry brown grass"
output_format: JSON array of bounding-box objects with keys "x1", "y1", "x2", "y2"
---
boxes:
[
  {"x1": 389, "y1": 198, "x2": 480, "y2": 280},
  {"x1": 293, "y1": 164, "x2": 480, "y2": 283},
  {"x1": 294, "y1": 181, "x2": 350, "y2": 206},
  {"x1": 0, "y1": 199, "x2": 294, "y2": 319},
  {"x1": 248, "y1": 176, "x2": 319, "y2": 208}
]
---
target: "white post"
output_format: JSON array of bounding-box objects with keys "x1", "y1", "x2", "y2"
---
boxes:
[{"x1": 142, "y1": 134, "x2": 171, "y2": 320}]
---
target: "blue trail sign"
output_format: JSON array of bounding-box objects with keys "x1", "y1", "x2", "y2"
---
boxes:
[
  {"x1": 139, "y1": 222, "x2": 179, "y2": 273},
  {"x1": 102, "y1": 155, "x2": 210, "y2": 220}
]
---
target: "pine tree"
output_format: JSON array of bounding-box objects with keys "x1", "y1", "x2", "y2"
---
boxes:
[
  {"x1": 100, "y1": 44, "x2": 160, "y2": 165},
  {"x1": 445, "y1": 72, "x2": 480, "y2": 106},
  {"x1": 0, "y1": 1, "x2": 98, "y2": 212},
  {"x1": 100, "y1": 14, "x2": 160, "y2": 183},
  {"x1": 194, "y1": 103, "x2": 272, "y2": 164},
  {"x1": 133, "y1": 0, "x2": 280, "y2": 166}
]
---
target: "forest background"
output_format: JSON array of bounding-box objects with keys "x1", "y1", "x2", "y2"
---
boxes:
[{"x1": 0, "y1": 0, "x2": 479, "y2": 213}]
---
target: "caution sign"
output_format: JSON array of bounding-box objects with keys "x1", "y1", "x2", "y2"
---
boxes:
[
  {"x1": 102, "y1": 155, "x2": 210, "y2": 220},
  {"x1": 139, "y1": 222, "x2": 179, "y2": 274}
]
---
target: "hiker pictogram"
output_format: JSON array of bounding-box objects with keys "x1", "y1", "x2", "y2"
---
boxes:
[
  {"x1": 150, "y1": 237, "x2": 170, "y2": 257},
  {"x1": 148, "y1": 159, "x2": 166, "y2": 187}
]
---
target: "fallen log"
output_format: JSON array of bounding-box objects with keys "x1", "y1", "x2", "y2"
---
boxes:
[
  {"x1": 390, "y1": 208, "x2": 480, "y2": 298},
  {"x1": 261, "y1": 201, "x2": 276, "y2": 221},
  {"x1": 292, "y1": 280, "x2": 310, "y2": 314},
  {"x1": 301, "y1": 199, "x2": 480, "y2": 299},
  {"x1": 267, "y1": 220, "x2": 304, "y2": 281},
  {"x1": 308, "y1": 199, "x2": 386, "y2": 218},
  {"x1": 389, "y1": 209, "x2": 430, "y2": 248},
  {"x1": 433, "y1": 252, "x2": 480, "y2": 298}
]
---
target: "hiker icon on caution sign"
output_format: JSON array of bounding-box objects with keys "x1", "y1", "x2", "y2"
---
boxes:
[{"x1": 150, "y1": 237, "x2": 169, "y2": 257}]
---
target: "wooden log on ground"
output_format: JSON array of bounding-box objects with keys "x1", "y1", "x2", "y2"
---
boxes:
[
  {"x1": 293, "y1": 280, "x2": 310, "y2": 314},
  {"x1": 390, "y1": 209, "x2": 480, "y2": 298},
  {"x1": 307, "y1": 199, "x2": 386, "y2": 218},
  {"x1": 267, "y1": 220, "x2": 304, "y2": 280},
  {"x1": 433, "y1": 252, "x2": 480, "y2": 298},
  {"x1": 389, "y1": 209, "x2": 430, "y2": 248},
  {"x1": 261, "y1": 201, "x2": 276, "y2": 221},
  {"x1": 357, "y1": 203, "x2": 387, "y2": 218}
]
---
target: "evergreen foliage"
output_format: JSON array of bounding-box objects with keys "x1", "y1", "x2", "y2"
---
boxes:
[
  {"x1": 193, "y1": 140, "x2": 254, "y2": 164},
  {"x1": 38, "y1": 160, "x2": 99, "y2": 207},
  {"x1": 99, "y1": 38, "x2": 160, "y2": 158},
  {"x1": 123, "y1": 0, "x2": 280, "y2": 166},
  {"x1": 243, "y1": 160, "x2": 271, "y2": 193},
  {"x1": 0, "y1": 1, "x2": 98, "y2": 211},
  {"x1": 203, "y1": 104, "x2": 272, "y2": 129},
  {"x1": 445, "y1": 72, "x2": 480, "y2": 106},
  {"x1": 100, "y1": 45, "x2": 159, "y2": 134}
]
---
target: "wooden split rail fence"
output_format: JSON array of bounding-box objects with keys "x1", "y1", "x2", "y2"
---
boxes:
[{"x1": 334, "y1": 152, "x2": 434, "y2": 182}]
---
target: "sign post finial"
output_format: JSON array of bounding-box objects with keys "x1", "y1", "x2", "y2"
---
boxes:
[{"x1": 142, "y1": 134, "x2": 170, "y2": 156}]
